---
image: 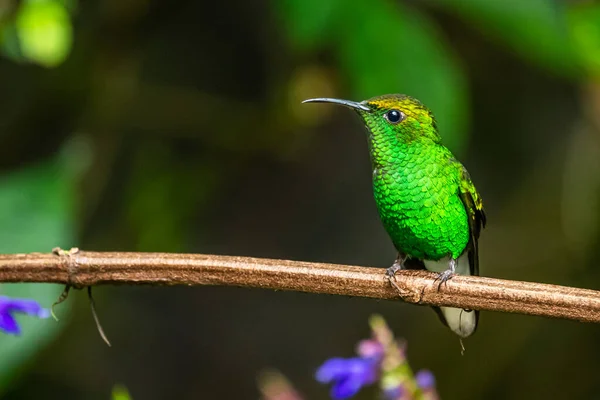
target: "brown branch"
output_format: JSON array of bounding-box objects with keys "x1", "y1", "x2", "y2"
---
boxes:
[{"x1": 0, "y1": 249, "x2": 599, "y2": 324}]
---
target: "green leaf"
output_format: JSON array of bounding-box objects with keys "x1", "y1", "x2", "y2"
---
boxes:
[
  {"x1": 15, "y1": 0, "x2": 73, "y2": 67},
  {"x1": 0, "y1": 157, "x2": 76, "y2": 392},
  {"x1": 336, "y1": 1, "x2": 469, "y2": 151}
]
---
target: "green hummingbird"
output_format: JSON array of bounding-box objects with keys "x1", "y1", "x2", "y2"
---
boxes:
[{"x1": 303, "y1": 94, "x2": 486, "y2": 338}]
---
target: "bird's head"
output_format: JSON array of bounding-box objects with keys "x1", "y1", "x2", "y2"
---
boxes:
[{"x1": 303, "y1": 94, "x2": 441, "y2": 144}]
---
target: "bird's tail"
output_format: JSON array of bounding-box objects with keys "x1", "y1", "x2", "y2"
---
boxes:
[{"x1": 424, "y1": 253, "x2": 479, "y2": 338}]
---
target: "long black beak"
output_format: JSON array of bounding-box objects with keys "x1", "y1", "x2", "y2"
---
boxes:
[{"x1": 302, "y1": 97, "x2": 370, "y2": 112}]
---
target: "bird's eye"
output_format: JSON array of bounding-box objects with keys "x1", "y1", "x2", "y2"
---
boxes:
[{"x1": 384, "y1": 110, "x2": 404, "y2": 124}]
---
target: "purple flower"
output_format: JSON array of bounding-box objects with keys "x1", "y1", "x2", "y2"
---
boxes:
[
  {"x1": 316, "y1": 357, "x2": 379, "y2": 399},
  {"x1": 356, "y1": 339, "x2": 384, "y2": 359},
  {"x1": 382, "y1": 385, "x2": 404, "y2": 400},
  {"x1": 0, "y1": 296, "x2": 50, "y2": 335},
  {"x1": 415, "y1": 370, "x2": 436, "y2": 390}
]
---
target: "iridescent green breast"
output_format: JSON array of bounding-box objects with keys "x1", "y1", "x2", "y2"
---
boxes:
[{"x1": 371, "y1": 142, "x2": 469, "y2": 260}]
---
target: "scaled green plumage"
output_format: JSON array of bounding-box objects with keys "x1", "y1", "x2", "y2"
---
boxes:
[{"x1": 304, "y1": 94, "x2": 486, "y2": 338}]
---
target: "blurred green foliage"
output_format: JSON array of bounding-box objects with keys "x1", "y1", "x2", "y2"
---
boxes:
[
  {"x1": 277, "y1": 0, "x2": 469, "y2": 151},
  {"x1": 0, "y1": 153, "x2": 76, "y2": 393},
  {"x1": 568, "y1": 4, "x2": 600, "y2": 75},
  {"x1": 278, "y1": 0, "x2": 600, "y2": 151},
  {"x1": 434, "y1": 0, "x2": 581, "y2": 75},
  {"x1": 1, "y1": 0, "x2": 73, "y2": 67}
]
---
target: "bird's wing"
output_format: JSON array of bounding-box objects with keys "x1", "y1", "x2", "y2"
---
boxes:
[
  {"x1": 425, "y1": 161, "x2": 486, "y2": 338},
  {"x1": 457, "y1": 165, "x2": 486, "y2": 276}
]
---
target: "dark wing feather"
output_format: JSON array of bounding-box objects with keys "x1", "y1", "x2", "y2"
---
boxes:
[{"x1": 457, "y1": 166, "x2": 486, "y2": 276}]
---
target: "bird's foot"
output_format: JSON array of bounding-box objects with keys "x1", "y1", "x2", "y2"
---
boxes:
[
  {"x1": 434, "y1": 258, "x2": 457, "y2": 290},
  {"x1": 435, "y1": 269, "x2": 455, "y2": 289},
  {"x1": 385, "y1": 257, "x2": 404, "y2": 294},
  {"x1": 385, "y1": 262, "x2": 402, "y2": 278}
]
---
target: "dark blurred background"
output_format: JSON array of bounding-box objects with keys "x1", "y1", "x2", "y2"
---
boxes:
[{"x1": 0, "y1": 0, "x2": 599, "y2": 399}]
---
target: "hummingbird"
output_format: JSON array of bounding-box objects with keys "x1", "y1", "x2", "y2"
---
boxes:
[{"x1": 303, "y1": 94, "x2": 486, "y2": 338}]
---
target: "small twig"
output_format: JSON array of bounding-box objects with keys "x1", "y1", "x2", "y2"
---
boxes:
[{"x1": 0, "y1": 250, "x2": 599, "y2": 324}]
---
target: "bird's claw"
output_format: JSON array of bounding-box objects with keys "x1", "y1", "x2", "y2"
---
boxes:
[
  {"x1": 386, "y1": 263, "x2": 401, "y2": 279},
  {"x1": 386, "y1": 262, "x2": 403, "y2": 294},
  {"x1": 434, "y1": 269, "x2": 455, "y2": 290}
]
